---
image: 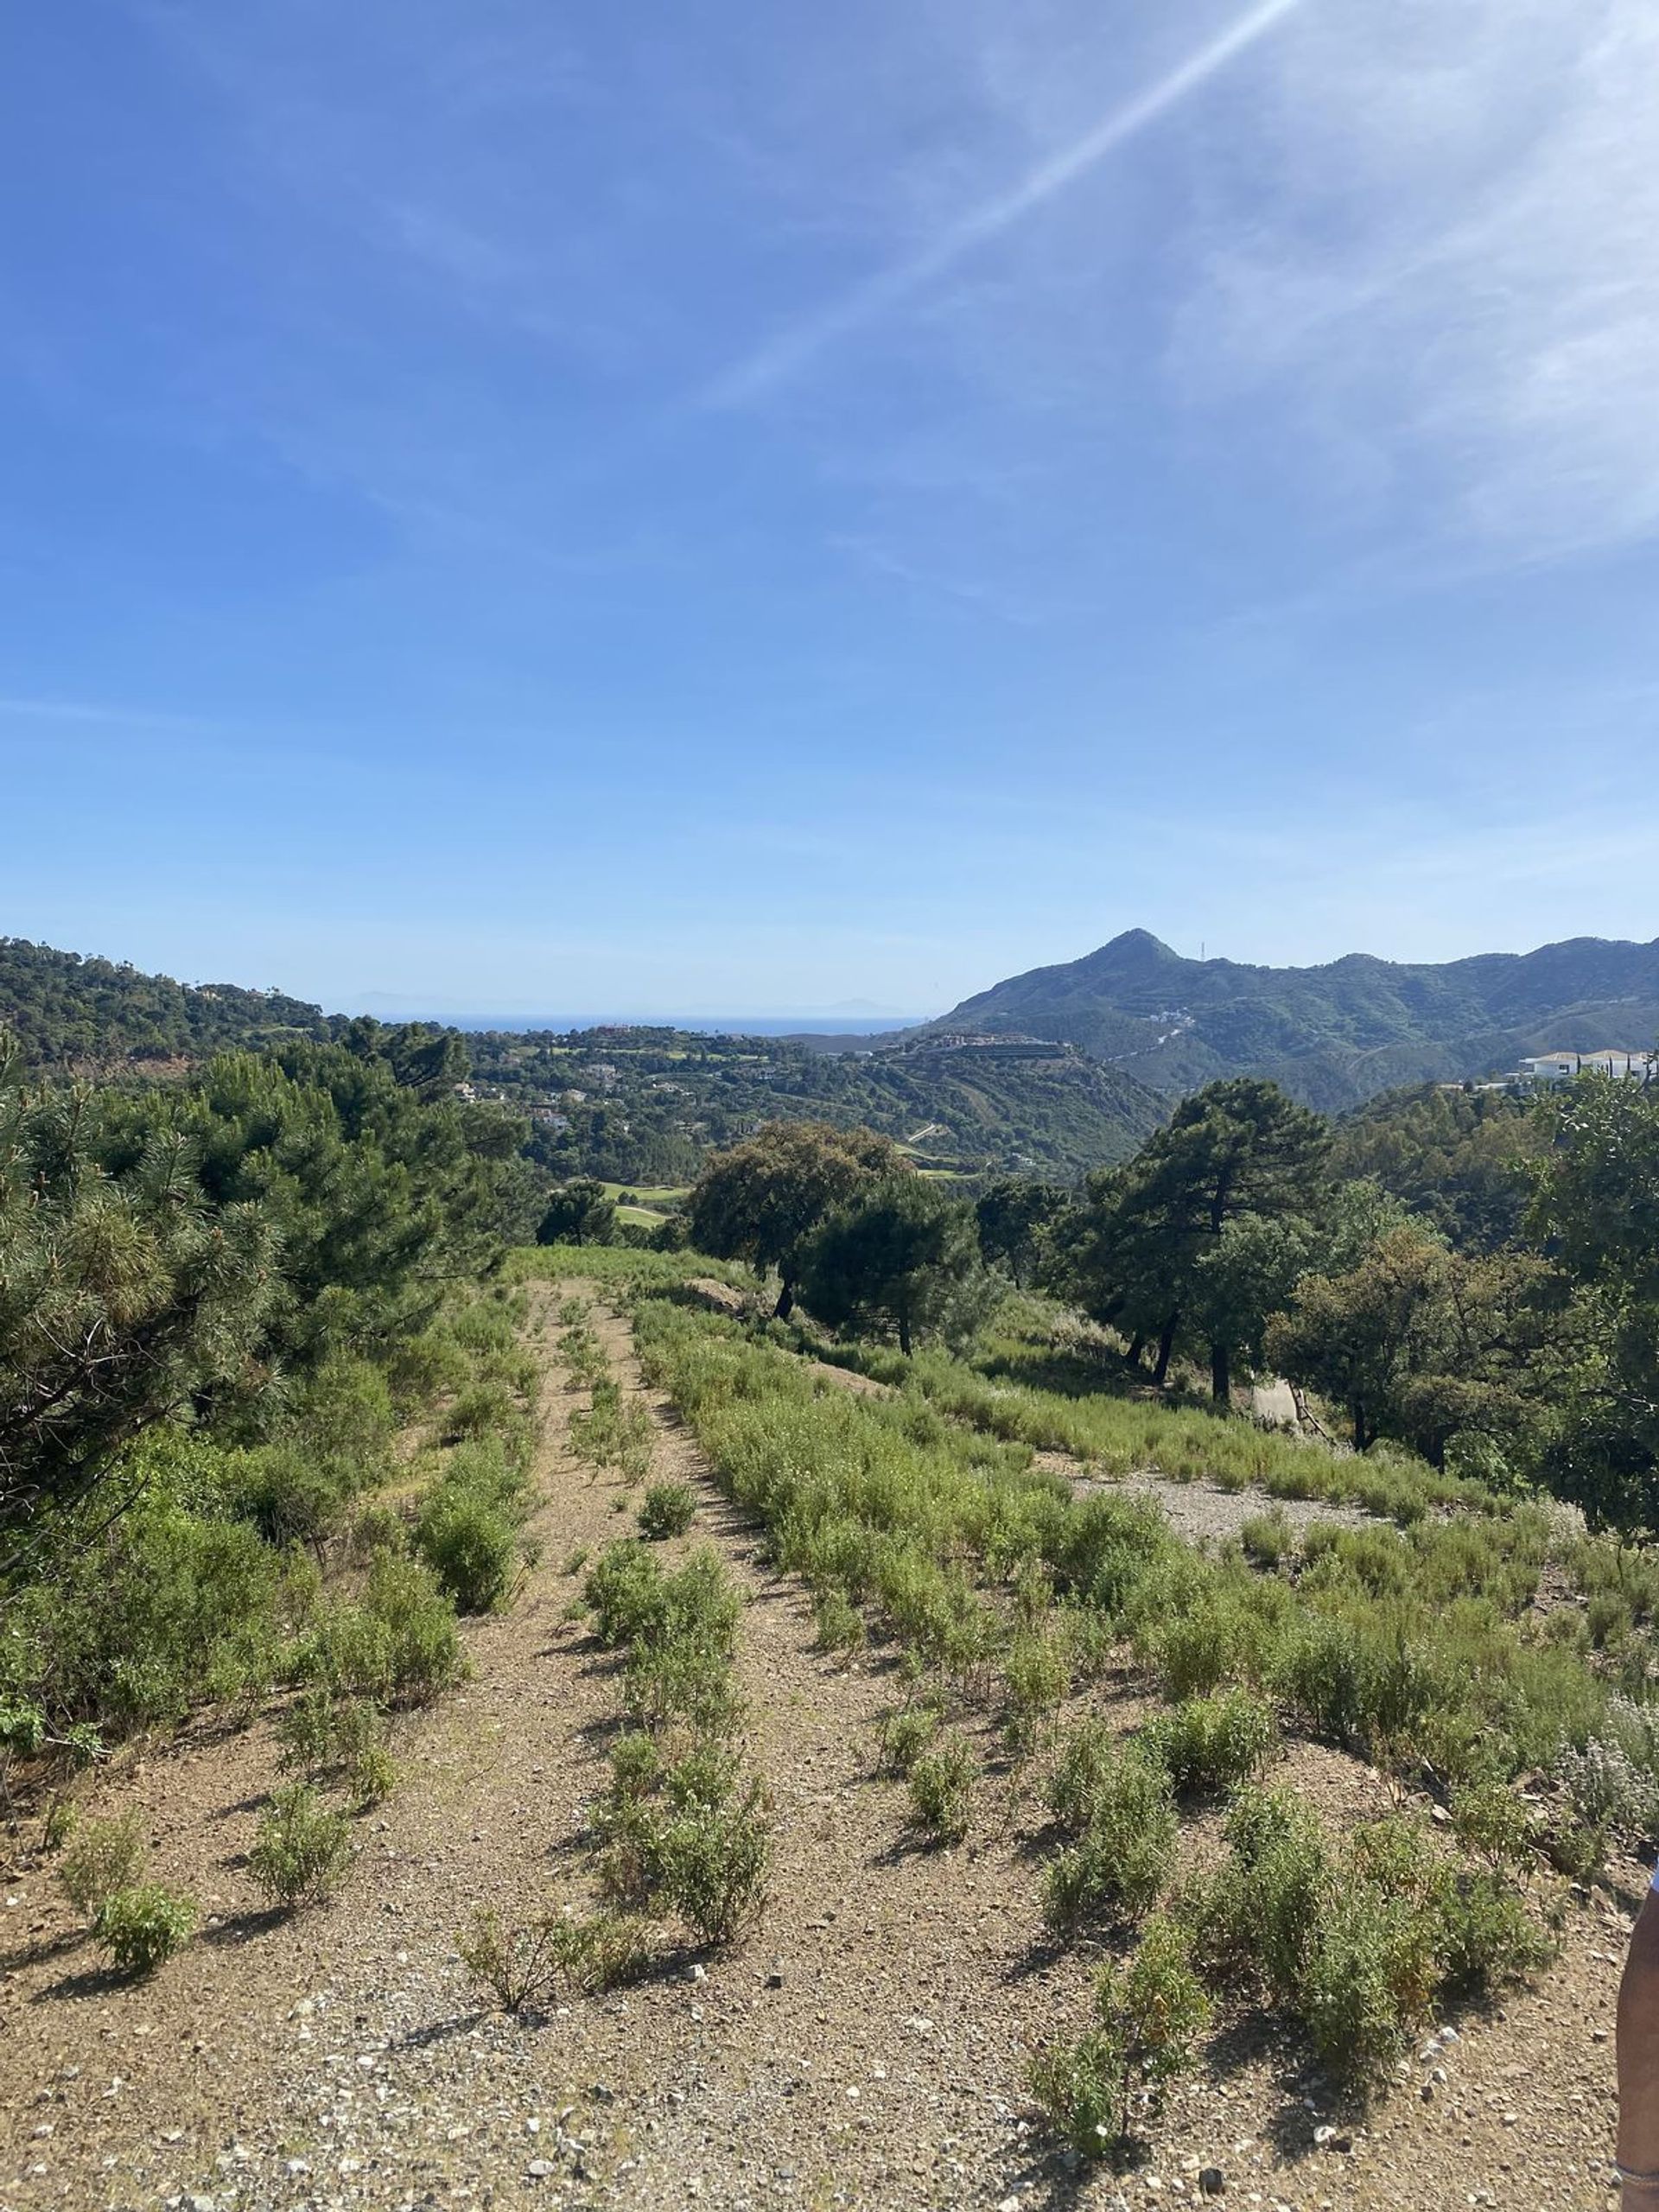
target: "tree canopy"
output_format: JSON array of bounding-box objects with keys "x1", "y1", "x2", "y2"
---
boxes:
[{"x1": 686, "y1": 1120, "x2": 900, "y2": 1317}]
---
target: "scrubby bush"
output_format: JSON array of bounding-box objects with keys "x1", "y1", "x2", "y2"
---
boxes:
[
  {"x1": 1043, "y1": 1748, "x2": 1176, "y2": 1929},
  {"x1": 646, "y1": 1774, "x2": 773, "y2": 1942},
  {"x1": 1449, "y1": 1780, "x2": 1536, "y2": 1875},
  {"x1": 249, "y1": 1784, "x2": 353, "y2": 1908},
  {"x1": 880, "y1": 1703, "x2": 939, "y2": 1777},
  {"x1": 812, "y1": 1588, "x2": 865, "y2": 1654},
  {"x1": 415, "y1": 1486, "x2": 520, "y2": 1612},
  {"x1": 585, "y1": 1541, "x2": 667, "y2": 1646},
  {"x1": 92, "y1": 1884, "x2": 196, "y2": 1977},
  {"x1": 1002, "y1": 1631, "x2": 1068, "y2": 1752},
  {"x1": 638, "y1": 1482, "x2": 696, "y2": 1541},
  {"x1": 58, "y1": 1810, "x2": 147, "y2": 1913},
  {"x1": 276, "y1": 1689, "x2": 397, "y2": 1808},
  {"x1": 1240, "y1": 1509, "x2": 1296, "y2": 1567},
  {"x1": 301, "y1": 1552, "x2": 464, "y2": 1707},
  {"x1": 459, "y1": 1904, "x2": 651, "y2": 2012},
  {"x1": 1030, "y1": 1915, "x2": 1210, "y2": 2158},
  {"x1": 907, "y1": 1732, "x2": 976, "y2": 1844},
  {"x1": 1139, "y1": 1688, "x2": 1278, "y2": 1798}
]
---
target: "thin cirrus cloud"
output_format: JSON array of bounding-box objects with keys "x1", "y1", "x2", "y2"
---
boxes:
[
  {"x1": 701, "y1": 0, "x2": 1308, "y2": 409},
  {"x1": 1173, "y1": 0, "x2": 1659, "y2": 564}
]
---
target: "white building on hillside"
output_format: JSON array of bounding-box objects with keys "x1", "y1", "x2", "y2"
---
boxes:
[{"x1": 1520, "y1": 1049, "x2": 1656, "y2": 1084}]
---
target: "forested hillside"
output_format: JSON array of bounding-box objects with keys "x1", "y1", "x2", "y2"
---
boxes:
[
  {"x1": 924, "y1": 926, "x2": 1659, "y2": 1109},
  {"x1": 0, "y1": 939, "x2": 1163, "y2": 1180},
  {"x1": 471, "y1": 1026, "x2": 1164, "y2": 1184},
  {"x1": 0, "y1": 938, "x2": 330, "y2": 1065}
]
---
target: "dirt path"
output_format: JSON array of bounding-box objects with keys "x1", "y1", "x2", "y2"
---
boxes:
[{"x1": 0, "y1": 1287, "x2": 1628, "y2": 2212}]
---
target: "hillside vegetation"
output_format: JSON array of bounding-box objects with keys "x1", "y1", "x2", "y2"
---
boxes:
[
  {"x1": 3, "y1": 1007, "x2": 1654, "y2": 2207},
  {"x1": 925, "y1": 925, "x2": 1659, "y2": 1109},
  {"x1": 0, "y1": 937, "x2": 330, "y2": 1065}
]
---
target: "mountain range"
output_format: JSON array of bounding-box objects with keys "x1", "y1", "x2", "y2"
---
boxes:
[
  {"x1": 914, "y1": 929, "x2": 1659, "y2": 1111},
  {"x1": 6, "y1": 927, "x2": 1657, "y2": 1136}
]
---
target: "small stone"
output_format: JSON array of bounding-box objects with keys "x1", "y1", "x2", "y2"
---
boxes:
[
  {"x1": 590, "y1": 2083, "x2": 615, "y2": 2104},
  {"x1": 766, "y1": 1968, "x2": 785, "y2": 1989},
  {"x1": 1199, "y1": 2171, "x2": 1225, "y2": 2198},
  {"x1": 525, "y1": 2160, "x2": 552, "y2": 2179},
  {"x1": 526, "y1": 2118, "x2": 541, "y2": 2134}
]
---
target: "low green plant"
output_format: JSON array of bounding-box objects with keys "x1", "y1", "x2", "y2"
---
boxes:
[
  {"x1": 301, "y1": 1552, "x2": 465, "y2": 1707},
  {"x1": 1002, "y1": 1631, "x2": 1068, "y2": 1752},
  {"x1": 41, "y1": 1795, "x2": 80, "y2": 1853},
  {"x1": 414, "y1": 1487, "x2": 521, "y2": 1612},
  {"x1": 248, "y1": 1783, "x2": 353, "y2": 1909},
  {"x1": 1139, "y1": 1688, "x2": 1278, "y2": 1798},
  {"x1": 880, "y1": 1703, "x2": 939, "y2": 1777},
  {"x1": 1043, "y1": 1740, "x2": 1178, "y2": 1930},
  {"x1": 58, "y1": 1809, "x2": 146, "y2": 1914},
  {"x1": 907, "y1": 1732, "x2": 976, "y2": 1844},
  {"x1": 638, "y1": 1482, "x2": 696, "y2": 1541},
  {"x1": 812, "y1": 1588, "x2": 866, "y2": 1654},
  {"x1": 459, "y1": 1904, "x2": 652, "y2": 2012},
  {"x1": 632, "y1": 1770, "x2": 773, "y2": 1944},
  {"x1": 1030, "y1": 1915, "x2": 1211, "y2": 2158},
  {"x1": 585, "y1": 1541, "x2": 668, "y2": 1646},
  {"x1": 92, "y1": 1884, "x2": 196, "y2": 1977},
  {"x1": 1239, "y1": 1508, "x2": 1296, "y2": 1567},
  {"x1": 1449, "y1": 1780, "x2": 1536, "y2": 1875}
]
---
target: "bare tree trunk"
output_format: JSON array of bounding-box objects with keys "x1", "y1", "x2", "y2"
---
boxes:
[
  {"x1": 1211, "y1": 1339, "x2": 1231, "y2": 1407},
  {"x1": 1126, "y1": 1333, "x2": 1145, "y2": 1368},
  {"x1": 899, "y1": 1312, "x2": 912, "y2": 1357},
  {"x1": 774, "y1": 1279, "x2": 794, "y2": 1321},
  {"x1": 1153, "y1": 1312, "x2": 1179, "y2": 1389}
]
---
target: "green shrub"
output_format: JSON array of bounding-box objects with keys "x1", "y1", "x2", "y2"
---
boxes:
[
  {"x1": 249, "y1": 1783, "x2": 353, "y2": 1909},
  {"x1": 584, "y1": 1541, "x2": 667, "y2": 1647},
  {"x1": 1297, "y1": 1882, "x2": 1440, "y2": 2076},
  {"x1": 1432, "y1": 1870, "x2": 1552, "y2": 1996},
  {"x1": 1047, "y1": 1715, "x2": 1121, "y2": 1835},
  {"x1": 1240, "y1": 1509, "x2": 1296, "y2": 1567},
  {"x1": 1140, "y1": 1689, "x2": 1278, "y2": 1798},
  {"x1": 92, "y1": 1885, "x2": 196, "y2": 1977},
  {"x1": 460, "y1": 1904, "x2": 651, "y2": 2012},
  {"x1": 907, "y1": 1732, "x2": 976, "y2": 1844},
  {"x1": 812, "y1": 1588, "x2": 865, "y2": 1654},
  {"x1": 58, "y1": 1810, "x2": 146, "y2": 1914},
  {"x1": 1449, "y1": 1780, "x2": 1536, "y2": 1874},
  {"x1": 606, "y1": 1728, "x2": 661, "y2": 1802},
  {"x1": 645, "y1": 1775, "x2": 772, "y2": 1943},
  {"x1": 1002, "y1": 1631, "x2": 1068, "y2": 1752},
  {"x1": 302, "y1": 1553, "x2": 464, "y2": 1707},
  {"x1": 1030, "y1": 1916, "x2": 1210, "y2": 2158},
  {"x1": 41, "y1": 1794, "x2": 80, "y2": 1853},
  {"x1": 415, "y1": 1488, "x2": 520, "y2": 1612},
  {"x1": 1042, "y1": 1747, "x2": 1176, "y2": 1930},
  {"x1": 638, "y1": 1482, "x2": 696, "y2": 1541},
  {"x1": 1192, "y1": 1787, "x2": 1331, "y2": 1994},
  {"x1": 880, "y1": 1704, "x2": 938, "y2": 1777}
]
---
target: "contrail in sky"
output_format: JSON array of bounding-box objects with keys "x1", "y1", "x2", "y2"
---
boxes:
[{"x1": 703, "y1": 0, "x2": 1308, "y2": 407}]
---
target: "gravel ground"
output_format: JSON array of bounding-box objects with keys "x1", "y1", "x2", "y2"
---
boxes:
[{"x1": 0, "y1": 1287, "x2": 1629, "y2": 2212}]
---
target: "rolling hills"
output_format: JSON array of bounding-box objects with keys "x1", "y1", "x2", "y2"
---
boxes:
[{"x1": 919, "y1": 927, "x2": 1659, "y2": 1110}]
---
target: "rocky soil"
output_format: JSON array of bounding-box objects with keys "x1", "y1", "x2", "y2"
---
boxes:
[{"x1": 0, "y1": 1287, "x2": 1630, "y2": 2211}]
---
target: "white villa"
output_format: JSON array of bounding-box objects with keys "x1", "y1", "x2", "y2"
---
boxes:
[{"x1": 1518, "y1": 1048, "x2": 1657, "y2": 1084}]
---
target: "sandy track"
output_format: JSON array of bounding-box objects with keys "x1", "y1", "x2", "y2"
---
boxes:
[{"x1": 0, "y1": 1286, "x2": 1628, "y2": 2212}]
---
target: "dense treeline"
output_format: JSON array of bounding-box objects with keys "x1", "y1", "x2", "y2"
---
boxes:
[
  {"x1": 0, "y1": 937, "x2": 331, "y2": 1065},
  {"x1": 0, "y1": 1018, "x2": 543, "y2": 1784},
  {"x1": 681, "y1": 1077, "x2": 1659, "y2": 1532}
]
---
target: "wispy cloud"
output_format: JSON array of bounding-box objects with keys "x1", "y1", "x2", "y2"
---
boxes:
[
  {"x1": 1173, "y1": 1, "x2": 1659, "y2": 564},
  {"x1": 702, "y1": 0, "x2": 1307, "y2": 407}
]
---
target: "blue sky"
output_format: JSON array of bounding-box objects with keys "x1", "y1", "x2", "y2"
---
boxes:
[{"x1": 3, "y1": 1, "x2": 1657, "y2": 1019}]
